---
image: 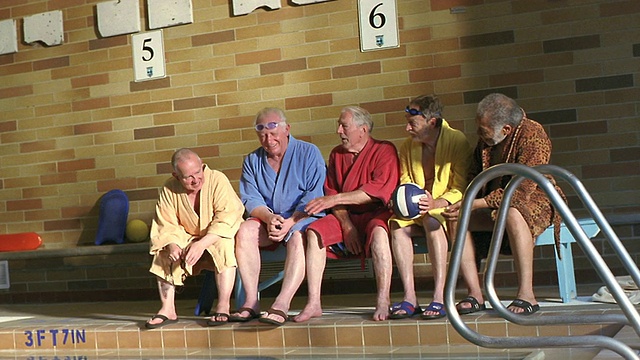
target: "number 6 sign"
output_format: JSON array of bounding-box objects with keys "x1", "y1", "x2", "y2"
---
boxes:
[
  {"x1": 132, "y1": 30, "x2": 166, "y2": 82},
  {"x1": 358, "y1": 0, "x2": 399, "y2": 52}
]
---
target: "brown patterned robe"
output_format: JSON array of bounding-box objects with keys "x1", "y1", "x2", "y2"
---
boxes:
[{"x1": 471, "y1": 117, "x2": 566, "y2": 259}]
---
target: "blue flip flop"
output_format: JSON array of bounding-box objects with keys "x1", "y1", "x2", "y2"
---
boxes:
[
  {"x1": 389, "y1": 301, "x2": 421, "y2": 319},
  {"x1": 421, "y1": 301, "x2": 446, "y2": 320}
]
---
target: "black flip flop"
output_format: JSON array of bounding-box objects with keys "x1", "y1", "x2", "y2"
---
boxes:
[
  {"x1": 456, "y1": 296, "x2": 486, "y2": 315},
  {"x1": 229, "y1": 307, "x2": 260, "y2": 322},
  {"x1": 507, "y1": 299, "x2": 540, "y2": 315},
  {"x1": 145, "y1": 314, "x2": 178, "y2": 329},
  {"x1": 206, "y1": 312, "x2": 230, "y2": 326}
]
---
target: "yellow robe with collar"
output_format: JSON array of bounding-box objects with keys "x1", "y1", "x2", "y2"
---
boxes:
[
  {"x1": 149, "y1": 165, "x2": 244, "y2": 285},
  {"x1": 390, "y1": 119, "x2": 472, "y2": 228}
]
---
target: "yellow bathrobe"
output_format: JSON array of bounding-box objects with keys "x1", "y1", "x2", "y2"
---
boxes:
[
  {"x1": 390, "y1": 119, "x2": 472, "y2": 229},
  {"x1": 149, "y1": 165, "x2": 244, "y2": 286}
]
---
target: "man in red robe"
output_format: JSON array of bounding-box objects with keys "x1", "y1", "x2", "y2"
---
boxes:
[{"x1": 294, "y1": 106, "x2": 400, "y2": 322}]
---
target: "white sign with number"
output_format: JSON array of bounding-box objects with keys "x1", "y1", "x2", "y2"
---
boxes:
[
  {"x1": 358, "y1": 0, "x2": 398, "y2": 52},
  {"x1": 132, "y1": 30, "x2": 166, "y2": 82}
]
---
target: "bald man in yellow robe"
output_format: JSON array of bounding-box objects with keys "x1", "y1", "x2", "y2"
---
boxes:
[{"x1": 146, "y1": 148, "x2": 244, "y2": 329}]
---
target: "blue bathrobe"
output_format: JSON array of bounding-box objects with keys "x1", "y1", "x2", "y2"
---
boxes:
[{"x1": 240, "y1": 135, "x2": 326, "y2": 242}]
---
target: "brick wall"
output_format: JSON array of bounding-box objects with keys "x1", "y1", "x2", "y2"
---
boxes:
[{"x1": 0, "y1": 1, "x2": 639, "y2": 300}]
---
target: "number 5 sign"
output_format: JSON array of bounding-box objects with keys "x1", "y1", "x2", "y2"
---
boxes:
[
  {"x1": 358, "y1": 0, "x2": 399, "y2": 52},
  {"x1": 132, "y1": 30, "x2": 166, "y2": 82}
]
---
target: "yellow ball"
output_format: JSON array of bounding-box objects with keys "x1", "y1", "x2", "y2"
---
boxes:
[{"x1": 125, "y1": 219, "x2": 149, "y2": 243}]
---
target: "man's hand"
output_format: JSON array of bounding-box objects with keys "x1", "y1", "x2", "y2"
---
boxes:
[
  {"x1": 164, "y1": 243, "x2": 183, "y2": 263},
  {"x1": 442, "y1": 201, "x2": 461, "y2": 221},
  {"x1": 417, "y1": 191, "x2": 435, "y2": 215},
  {"x1": 267, "y1": 214, "x2": 293, "y2": 242},
  {"x1": 305, "y1": 195, "x2": 337, "y2": 216},
  {"x1": 340, "y1": 220, "x2": 362, "y2": 255},
  {"x1": 183, "y1": 236, "x2": 216, "y2": 266}
]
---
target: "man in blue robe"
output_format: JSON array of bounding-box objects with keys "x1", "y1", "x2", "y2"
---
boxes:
[{"x1": 230, "y1": 107, "x2": 326, "y2": 326}]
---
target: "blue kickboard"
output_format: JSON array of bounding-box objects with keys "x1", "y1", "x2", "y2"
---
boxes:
[{"x1": 95, "y1": 189, "x2": 129, "y2": 245}]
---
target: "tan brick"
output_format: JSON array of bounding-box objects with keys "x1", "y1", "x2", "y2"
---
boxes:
[
  {"x1": 20, "y1": 139, "x2": 56, "y2": 153},
  {"x1": 5, "y1": 176, "x2": 40, "y2": 189},
  {"x1": 52, "y1": 64, "x2": 89, "y2": 80},
  {"x1": 238, "y1": 74, "x2": 284, "y2": 91},
  {"x1": 132, "y1": 101, "x2": 173, "y2": 115},
  {"x1": 174, "y1": 96, "x2": 216, "y2": 111},
  {"x1": 490, "y1": 70, "x2": 544, "y2": 87},
  {"x1": 33, "y1": 56, "x2": 69, "y2": 71},
  {"x1": 215, "y1": 64, "x2": 260, "y2": 80},
  {"x1": 72, "y1": 97, "x2": 110, "y2": 112},
  {"x1": 0, "y1": 85, "x2": 32, "y2": 99},
  {"x1": 600, "y1": 1, "x2": 640, "y2": 17},
  {"x1": 285, "y1": 94, "x2": 333, "y2": 110},
  {"x1": 278, "y1": 11, "x2": 329, "y2": 33},
  {"x1": 411, "y1": 65, "x2": 462, "y2": 83},
  {"x1": 134, "y1": 125, "x2": 175, "y2": 140},
  {"x1": 7, "y1": 198, "x2": 42, "y2": 211},
  {"x1": 261, "y1": 58, "x2": 307, "y2": 75},
  {"x1": 305, "y1": 24, "x2": 354, "y2": 43},
  {"x1": 309, "y1": 78, "x2": 358, "y2": 95}
]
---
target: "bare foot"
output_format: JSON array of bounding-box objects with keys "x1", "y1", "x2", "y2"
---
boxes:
[
  {"x1": 292, "y1": 303, "x2": 323, "y2": 322},
  {"x1": 372, "y1": 303, "x2": 389, "y2": 321}
]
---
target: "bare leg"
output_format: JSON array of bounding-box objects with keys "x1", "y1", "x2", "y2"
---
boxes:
[
  {"x1": 232, "y1": 220, "x2": 263, "y2": 318},
  {"x1": 261, "y1": 231, "x2": 306, "y2": 323},
  {"x1": 505, "y1": 207, "x2": 537, "y2": 313},
  {"x1": 422, "y1": 216, "x2": 448, "y2": 315},
  {"x1": 451, "y1": 212, "x2": 487, "y2": 311},
  {"x1": 390, "y1": 223, "x2": 418, "y2": 314},
  {"x1": 371, "y1": 226, "x2": 392, "y2": 321},
  {"x1": 147, "y1": 277, "x2": 178, "y2": 325},
  {"x1": 292, "y1": 230, "x2": 325, "y2": 322},
  {"x1": 211, "y1": 266, "x2": 236, "y2": 322}
]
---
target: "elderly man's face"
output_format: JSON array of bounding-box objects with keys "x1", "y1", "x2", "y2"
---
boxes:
[
  {"x1": 256, "y1": 112, "x2": 290, "y2": 158},
  {"x1": 405, "y1": 104, "x2": 429, "y2": 140},
  {"x1": 336, "y1": 111, "x2": 367, "y2": 153},
  {"x1": 174, "y1": 155, "x2": 204, "y2": 194},
  {"x1": 476, "y1": 116, "x2": 507, "y2": 147}
]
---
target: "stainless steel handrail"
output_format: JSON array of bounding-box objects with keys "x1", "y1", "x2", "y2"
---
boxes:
[
  {"x1": 485, "y1": 165, "x2": 640, "y2": 331},
  {"x1": 444, "y1": 163, "x2": 640, "y2": 359}
]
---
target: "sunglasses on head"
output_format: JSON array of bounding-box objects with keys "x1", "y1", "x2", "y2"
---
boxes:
[{"x1": 255, "y1": 121, "x2": 284, "y2": 131}]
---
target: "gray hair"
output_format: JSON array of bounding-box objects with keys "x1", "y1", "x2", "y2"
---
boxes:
[
  {"x1": 476, "y1": 93, "x2": 523, "y2": 131},
  {"x1": 255, "y1": 107, "x2": 287, "y2": 124},
  {"x1": 171, "y1": 148, "x2": 201, "y2": 172},
  {"x1": 342, "y1": 106, "x2": 373, "y2": 133},
  {"x1": 410, "y1": 94, "x2": 444, "y2": 127}
]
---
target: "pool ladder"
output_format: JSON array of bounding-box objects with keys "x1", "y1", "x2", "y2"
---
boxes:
[{"x1": 444, "y1": 163, "x2": 640, "y2": 359}]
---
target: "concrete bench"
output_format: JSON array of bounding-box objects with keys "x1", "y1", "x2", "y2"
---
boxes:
[{"x1": 194, "y1": 218, "x2": 599, "y2": 314}]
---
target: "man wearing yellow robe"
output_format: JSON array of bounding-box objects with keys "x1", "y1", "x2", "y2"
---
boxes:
[
  {"x1": 389, "y1": 95, "x2": 472, "y2": 320},
  {"x1": 145, "y1": 148, "x2": 244, "y2": 329}
]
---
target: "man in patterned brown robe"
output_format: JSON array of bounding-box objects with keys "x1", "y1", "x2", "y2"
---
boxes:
[{"x1": 443, "y1": 93, "x2": 565, "y2": 315}]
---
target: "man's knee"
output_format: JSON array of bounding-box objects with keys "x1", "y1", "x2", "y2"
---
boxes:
[
  {"x1": 506, "y1": 207, "x2": 527, "y2": 225},
  {"x1": 305, "y1": 229, "x2": 323, "y2": 250},
  {"x1": 422, "y1": 216, "x2": 441, "y2": 232},
  {"x1": 370, "y1": 226, "x2": 391, "y2": 251},
  {"x1": 236, "y1": 220, "x2": 260, "y2": 246}
]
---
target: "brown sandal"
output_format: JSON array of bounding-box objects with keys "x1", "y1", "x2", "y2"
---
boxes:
[{"x1": 258, "y1": 308, "x2": 288, "y2": 326}]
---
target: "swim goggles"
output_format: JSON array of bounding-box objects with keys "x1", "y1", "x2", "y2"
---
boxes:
[{"x1": 254, "y1": 121, "x2": 286, "y2": 131}]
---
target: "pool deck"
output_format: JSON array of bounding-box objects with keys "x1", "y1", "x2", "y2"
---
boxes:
[{"x1": 0, "y1": 286, "x2": 637, "y2": 359}]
